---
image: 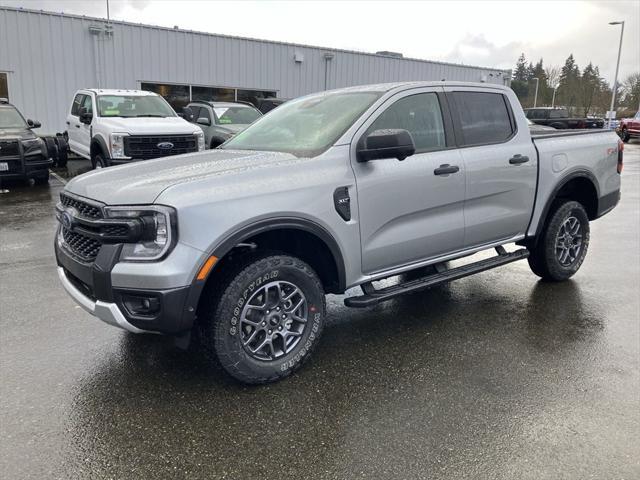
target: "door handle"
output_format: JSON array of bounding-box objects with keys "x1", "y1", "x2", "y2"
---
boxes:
[
  {"x1": 509, "y1": 154, "x2": 529, "y2": 164},
  {"x1": 434, "y1": 164, "x2": 460, "y2": 176},
  {"x1": 66, "y1": 121, "x2": 70, "y2": 126},
  {"x1": 75, "y1": 124, "x2": 81, "y2": 128}
]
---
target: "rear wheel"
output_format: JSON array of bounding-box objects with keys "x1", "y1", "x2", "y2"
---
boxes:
[
  {"x1": 199, "y1": 254, "x2": 326, "y2": 384},
  {"x1": 54, "y1": 136, "x2": 68, "y2": 167},
  {"x1": 43, "y1": 137, "x2": 58, "y2": 165},
  {"x1": 621, "y1": 128, "x2": 630, "y2": 143},
  {"x1": 527, "y1": 200, "x2": 590, "y2": 281}
]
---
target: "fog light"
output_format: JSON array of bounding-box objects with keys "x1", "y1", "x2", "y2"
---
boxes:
[{"x1": 122, "y1": 294, "x2": 160, "y2": 316}]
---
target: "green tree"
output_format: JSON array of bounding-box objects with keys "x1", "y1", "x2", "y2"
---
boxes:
[
  {"x1": 620, "y1": 72, "x2": 640, "y2": 115},
  {"x1": 558, "y1": 54, "x2": 581, "y2": 111}
]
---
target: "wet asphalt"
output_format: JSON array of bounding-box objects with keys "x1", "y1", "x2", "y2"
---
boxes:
[{"x1": 1, "y1": 145, "x2": 639, "y2": 480}]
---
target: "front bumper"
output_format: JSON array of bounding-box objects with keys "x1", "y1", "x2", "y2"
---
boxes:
[
  {"x1": 57, "y1": 267, "x2": 149, "y2": 333},
  {"x1": 55, "y1": 236, "x2": 201, "y2": 335},
  {"x1": 0, "y1": 157, "x2": 52, "y2": 180}
]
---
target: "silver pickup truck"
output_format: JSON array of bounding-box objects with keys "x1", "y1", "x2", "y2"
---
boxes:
[{"x1": 55, "y1": 82, "x2": 623, "y2": 384}]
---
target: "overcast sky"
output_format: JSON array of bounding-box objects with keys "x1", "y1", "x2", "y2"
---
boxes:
[{"x1": 2, "y1": 0, "x2": 639, "y2": 84}]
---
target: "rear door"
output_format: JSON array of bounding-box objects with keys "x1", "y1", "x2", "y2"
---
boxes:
[
  {"x1": 352, "y1": 88, "x2": 466, "y2": 274},
  {"x1": 447, "y1": 88, "x2": 537, "y2": 248}
]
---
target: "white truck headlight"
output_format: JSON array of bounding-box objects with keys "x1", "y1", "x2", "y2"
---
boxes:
[
  {"x1": 110, "y1": 133, "x2": 129, "y2": 159},
  {"x1": 104, "y1": 205, "x2": 176, "y2": 261},
  {"x1": 195, "y1": 130, "x2": 205, "y2": 151}
]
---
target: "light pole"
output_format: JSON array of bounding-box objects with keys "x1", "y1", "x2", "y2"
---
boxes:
[
  {"x1": 608, "y1": 21, "x2": 625, "y2": 128},
  {"x1": 552, "y1": 85, "x2": 558, "y2": 107},
  {"x1": 532, "y1": 77, "x2": 539, "y2": 107}
]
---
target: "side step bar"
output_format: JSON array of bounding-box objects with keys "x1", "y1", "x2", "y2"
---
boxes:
[{"x1": 344, "y1": 247, "x2": 529, "y2": 308}]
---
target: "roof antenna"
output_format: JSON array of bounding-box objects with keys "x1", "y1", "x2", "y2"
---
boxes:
[{"x1": 106, "y1": 0, "x2": 110, "y2": 22}]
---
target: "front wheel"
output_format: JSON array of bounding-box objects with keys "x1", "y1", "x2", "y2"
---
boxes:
[
  {"x1": 528, "y1": 200, "x2": 590, "y2": 281},
  {"x1": 91, "y1": 153, "x2": 108, "y2": 169},
  {"x1": 199, "y1": 254, "x2": 326, "y2": 384}
]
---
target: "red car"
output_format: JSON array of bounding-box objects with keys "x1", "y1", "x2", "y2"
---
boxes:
[{"x1": 618, "y1": 111, "x2": 640, "y2": 143}]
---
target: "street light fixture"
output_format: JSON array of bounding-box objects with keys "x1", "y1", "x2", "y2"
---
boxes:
[{"x1": 608, "y1": 21, "x2": 625, "y2": 129}]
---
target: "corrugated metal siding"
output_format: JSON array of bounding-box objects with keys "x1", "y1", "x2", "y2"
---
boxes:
[{"x1": 0, "y1": 6, "x2": 510, "y2": 133}]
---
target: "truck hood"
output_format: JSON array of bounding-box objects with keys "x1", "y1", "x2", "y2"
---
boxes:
[
  {"x1": 65, "y1": 149, "x2": 299, "y2": 204},
  {"x1": 97, "y1": 116, "x2": 201, "y2": 135},
  {"x1": 0, "y1": 128, "x2": 38, "y2": 141}
]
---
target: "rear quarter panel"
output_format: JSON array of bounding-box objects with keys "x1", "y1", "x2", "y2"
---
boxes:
[{"x1": 528, "y1": 131, "x2": 621, "y2": 236}]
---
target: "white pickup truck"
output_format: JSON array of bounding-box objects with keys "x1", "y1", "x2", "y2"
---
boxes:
[{"x1": 65, "y1": 89, "x2": 204, "y2": 168}]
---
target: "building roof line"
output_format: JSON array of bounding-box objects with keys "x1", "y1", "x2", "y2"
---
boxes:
[{"x1": 0, "y1": 5, "x2": 511, "y2": 75}]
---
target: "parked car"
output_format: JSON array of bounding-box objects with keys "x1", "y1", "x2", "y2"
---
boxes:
[
  {"x1": 618, "y1": 111, "x2": 640, "y2": 142},
  {"x1": 256, "y1": 97, "x2": 288, "y2": 114},
  {"x1": 525, "y1": 107, "x2": 604, "y2": 129},
  {"x1": 55, "y1": 82, "x2": 622, "y2": 384},
  {"x1": 527, "y1": 118, "x2": 555, "y2": 132},
  {"x1": 183, "y1": 101, "x2": 262, "y2": 149},
  {"x1": 66, "y1": 89, "x2": 205, "y2": 169},
  {"x1": 0, "y1": 98, "x2": 52, "y2": 185}
]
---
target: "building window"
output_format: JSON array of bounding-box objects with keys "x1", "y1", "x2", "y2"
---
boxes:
[
  {"x1": 0, "y1": 73, "x2": 8, "y2": 100},
  {"x1": 192, "y1": 86, "x2": 235, "y2": 102},
  {"x1": 141, "y1": 82, "x2": 190, "y2": 111},
  {"x1": 237, "y1": 89, "x2": 276, "y2": 106},
  {"x1": 141, "y1": 81, "x2": 278, "y2": 110}
]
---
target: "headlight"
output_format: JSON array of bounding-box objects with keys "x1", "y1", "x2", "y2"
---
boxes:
[
  {"x1": 110, "y1": 133, "x2": 129, "y2": 159},
  {"x1": 21, "y1": 138, "x2": 45, "y2": 155},
  {"x1": 195, "y1": 130, "x2": 205, "y2": 151},
  {"x1": 104, "y1": 205, "x2": 176, "y2": 261}
]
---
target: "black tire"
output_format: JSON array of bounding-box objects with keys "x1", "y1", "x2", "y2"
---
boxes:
[
  {"x1": 33, "y1": 170, "x2": 50, "y2": 185},
  {"x1": 527, "y1": 200, "x2": 590, "y2": 281},
  {"x1": 91, "y1": 152, "x2": 108, "y2": 169},
  {"x1": 621, "y1": 128, "x2": 630, "y2": 143},
  {"x1": 199, "y1": 254, "x2": 326, "y2": 384},
  {"x1": 43, "y1": 137, "x2": 58, "y2": 165},
  {"x1": 54, "y1": 136, "x2": 68, "y2": 167},
  {"x1": 210, "y1": 139, "x2": 224, "y2": 149}
]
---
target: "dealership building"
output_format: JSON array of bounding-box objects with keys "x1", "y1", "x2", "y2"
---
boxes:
[{"x1": 0, "y1": 6, "x2": 511, "y2": 134}]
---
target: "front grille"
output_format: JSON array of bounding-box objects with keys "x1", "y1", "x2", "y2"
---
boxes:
[
  {"x1": 0, "y1": 140, "x2": 20, "y2": 157},
  {"x1": 62, "y1": 228, "x2": 101, "y2": 262},
  {"x1": 124, "y1": 135, "x2": 197, "y2": 160},
  {"x1": 60, "y1": 193, "x2": 103, "y2": 219}
]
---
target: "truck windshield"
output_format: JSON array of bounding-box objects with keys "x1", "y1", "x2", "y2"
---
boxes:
[
  {"x1": 221, "y1": 91, "x2": 382, "y2": 157},
  {"x1": 214, "y1": 107, "x2": 261, "y2": 125},
  {"x1": 0, "y1": 106, "x2": 28, "y2": 129},
  {"x1": 97, "y1": 95, "x2": 176, "y2": 118}
]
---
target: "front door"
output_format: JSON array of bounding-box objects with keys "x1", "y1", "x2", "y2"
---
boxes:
[{"x1": 352, "y1": 89, "x2": 466, "y2": 274}]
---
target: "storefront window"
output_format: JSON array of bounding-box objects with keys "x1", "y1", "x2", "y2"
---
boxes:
[
  {"x1": 237, "y1": 89, "x2": 276, "y2": 107},
  {"x1": 141, "y1": 82, "x2": 189, "y2": 111},
  {"x1": 0, "y1": 73, "x2": 8, "y2": 100},
  {"x1": 140, "y1": 81, "x2": 278, "y2": 110},
  {"x1": 192, "y1": 86, "x2": 235, "y2": 102}
]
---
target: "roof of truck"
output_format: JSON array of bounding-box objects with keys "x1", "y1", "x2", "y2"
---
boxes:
[{"x1": 326, "y1": 81, "x2": 511, "y2": 94}]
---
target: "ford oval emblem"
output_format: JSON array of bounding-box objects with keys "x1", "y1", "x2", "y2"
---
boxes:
[
  {"x1": 157, "y1": 142, "x2": 174, "y2": 150},
  {"x1": 61, "y1": 208, "x2": 77, "y2": 229}
]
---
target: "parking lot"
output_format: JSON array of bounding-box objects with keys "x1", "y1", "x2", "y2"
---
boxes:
[{"x1": 0, "y1": 143, "x2": 639, "y2": 479}]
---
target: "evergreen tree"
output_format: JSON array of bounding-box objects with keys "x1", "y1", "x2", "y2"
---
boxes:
[
  {"x1": 558, "y1": 54, "x2": 581, "y2": 111},
  {"x1": 513, "y1": 53, "x2": 529, "y2": 82}
]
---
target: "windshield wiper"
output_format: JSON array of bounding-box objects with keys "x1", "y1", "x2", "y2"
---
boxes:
[{"x1": 133, "y1": 114, "x2": 166, "y2": 118}]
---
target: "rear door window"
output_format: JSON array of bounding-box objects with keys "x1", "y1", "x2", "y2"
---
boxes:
[{"x1": 451, "y1": 92, "x2": 514, "y2": 146}]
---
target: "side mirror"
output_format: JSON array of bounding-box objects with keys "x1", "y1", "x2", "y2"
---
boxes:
[
  {"x1": 196, "y1": 117, "x2": 211, "y2": 126},
  {"x1": 357, "y1": 129, "x2": 416, "y2": 162},
  {"x1": 181, "y1": 107, "x2": 194, "y2": 122},
  {"x1": 27, "y1": 119, "x2": 41, "y2": 129},
  {"x1": 79, "y1": 107, "x2": 93, "y2": 125}
]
